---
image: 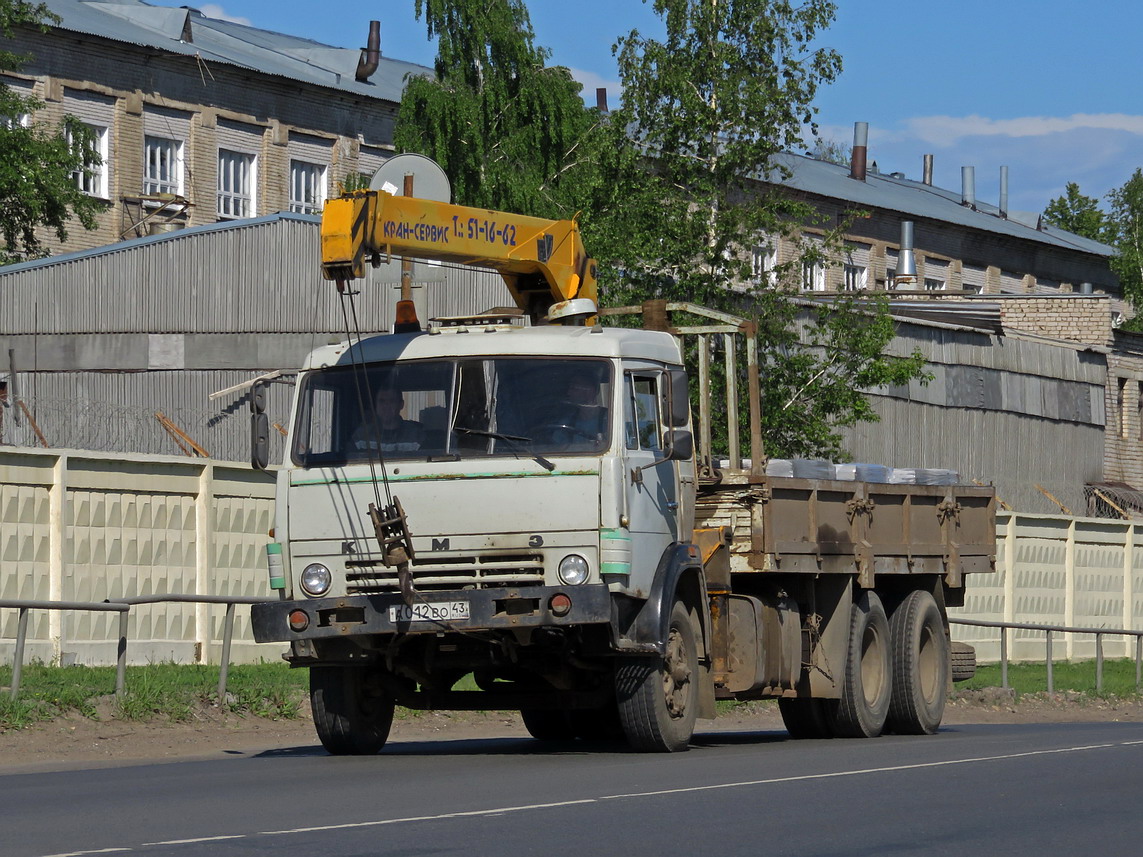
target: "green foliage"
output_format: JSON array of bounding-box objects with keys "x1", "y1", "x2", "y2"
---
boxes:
[
  {"x1": 1042, "y1": 181, "x2": 1110, "y2": 242},
  {"x1": 589, "y1": 0, "x2": 926, "y2": 459},
  {"x1": 1107, "y1": 169, "x2": 1143, "y2": 327},
  {"x1": 393, "y1": 0, "x2": 601, "y2": 219},
  {"x1": 0, "y1": 0, "x2": 106, "y2": 264},
  {"x1": 807, "y1": 137, "x2": 850, "y2": 166}
]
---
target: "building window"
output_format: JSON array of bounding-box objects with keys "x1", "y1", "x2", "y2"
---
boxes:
[
  {"x1": 144, "y1": 136, "x2": 183, "y2": 197},
  {"x1": 843, "y1": 264, "x2": 868, "y2": 291},
  {"x1": 924, "y1": 278, "x2": 946, "y2": 291},
  {"x1": 290, "y1": 160, "x2": 327, "y2": 214},
  {"x1": 802, "y1": 259, "x2": 826, "y2": 291},
  {"x1": 218, "y1": 149, "x2": 256, "y2": 218},
  {"x1": 1118, "y1": 377, "x2": 1128, "y2": 439},
  {"x1": 68, "y1": 123, "x2": 109, "y2": 198},
  {"x1": 1, "y1": 111, "x2": 29, "y2": 128},
  {"x1": 751, "y1": 243, "x2": 777, "y2": 284}
]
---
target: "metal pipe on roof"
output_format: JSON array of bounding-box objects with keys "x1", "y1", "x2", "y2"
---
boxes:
[
  {"x1": 850, "y1": 122, "x2": 868, "y2": 181},
  {"x1": 596, "y1": 88, "x2": 609, "y2": 113},
  {"x1": 923, "y1": 154, "x2": 933, "y2": 185},
  {"x1": 894, "y1": 221, "x2": 917, "y2": 288},
  {"x1": 961, "y1": 166, "x2": 976, "y2": 209},
  {"x1": 999, "y1": 166, "x2": 1009, "y2": 219},
  {"x1": 355, "y1": 21, "x2": 381, "y2": 82}
]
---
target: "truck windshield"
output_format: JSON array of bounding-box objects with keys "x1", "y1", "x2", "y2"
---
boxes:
[{"x1": 292, "y1": 356, "x2": 612, "y2": 467}]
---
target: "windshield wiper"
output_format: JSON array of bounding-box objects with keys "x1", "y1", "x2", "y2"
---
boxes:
[{"x1": 452, "y1": 427, "x2": 555, "y2": 472}]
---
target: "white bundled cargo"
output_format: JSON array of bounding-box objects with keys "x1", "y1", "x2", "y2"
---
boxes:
[{"x1": 833, "y1": 463, "x2": 891, "y2": 483}]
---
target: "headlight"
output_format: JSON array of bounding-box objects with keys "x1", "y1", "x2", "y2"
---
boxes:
[
  {"x1": 557, "y1": 554, "x2": 590, "y2": 586},
  {"x1": 300, "y1": 563, "x2": 332, "y2": 597}
]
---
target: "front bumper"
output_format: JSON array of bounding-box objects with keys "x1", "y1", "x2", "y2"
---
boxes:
[{"x1": 251, "y1": 584, "x2": 613, "y2": 643}]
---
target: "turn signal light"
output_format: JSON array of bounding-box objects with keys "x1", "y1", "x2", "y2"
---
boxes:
[
  {"x1": 288, "y1": 609, "x2": 310, "y2": 632},
  {"x1": 549, "y1": 593, "x2": 572, "y2": 617}
]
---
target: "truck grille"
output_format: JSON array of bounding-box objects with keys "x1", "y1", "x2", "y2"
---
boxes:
[{"x1": 345, "y1": 552, "x2": 545, "y2": 594}]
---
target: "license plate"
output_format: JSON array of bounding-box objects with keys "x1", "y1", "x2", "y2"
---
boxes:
[{"x1": 389, "y1": 600, "x2": 470, "y2": 623}]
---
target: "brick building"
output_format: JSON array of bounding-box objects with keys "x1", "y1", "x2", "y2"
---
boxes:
[{"x1": 1, "y1": 0, "x2": 425, "y2": 253}]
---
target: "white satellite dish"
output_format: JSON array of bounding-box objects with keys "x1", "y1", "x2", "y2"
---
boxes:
[{"x1": 369, "y1": 153, "x2": 451, "y2": 203}]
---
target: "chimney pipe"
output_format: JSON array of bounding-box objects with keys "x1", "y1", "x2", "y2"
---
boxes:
[
  {"x1": 850, "y1": 121, "x2": 868, "y2": 181},
  {"x1": 894, "y1": 221, "x2": 917, "y2": 288},
  {"x1": 922, "y1": 154, "x2": 933, "y2": 186},
  {"x1": 961, "y1": 166, "x2": 976, "y2": 209},
  {"x1": 999, "y1": 165, "x2": 1009, "y2": 219},
  {"x1": 596, "y1": 87, "x2": 609, "y2": 113},
  {"x1": 355, "y1": 20, "x2": 381, "y2": 82}
]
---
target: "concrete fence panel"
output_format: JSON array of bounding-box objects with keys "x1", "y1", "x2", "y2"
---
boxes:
[{"x1": 0, "y1": 448, "x2": 280, "y2": 666}]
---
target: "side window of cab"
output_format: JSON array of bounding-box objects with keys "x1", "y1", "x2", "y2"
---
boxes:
[{"x1": 625, "y1": 374, "x2": 662, "y2": 451}]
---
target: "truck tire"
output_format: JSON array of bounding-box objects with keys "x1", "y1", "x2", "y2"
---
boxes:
[
  {"x1": 831, "y1": 590, "x2": 892, "y2": 739},
  {"x1": 310, "y1": 665, "x2": 394, "y2": 755},
  {"x1": 950, "y1": 641, "x2": 977, "y2": 682},
  {"x1": 521, "y1": 709, "x2": 575, "y2": 742},
  {"x1": 886, "y1": 590, "x2": 948, "y2": 735},
  {"x1": 778, "y1": 698, "x2": 835, "y2": 739},
  {"x1": 615, "y1": 600, "x2": 699, "y2": 752}
]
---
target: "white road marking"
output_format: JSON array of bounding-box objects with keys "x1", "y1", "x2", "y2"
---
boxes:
[
  {"x1": 33, "y1": 739, "x2": 1142, "y2": 856},
  {"x1": 258, "y1": 799, "x2": 597, "y2": 836},
  {"x1": 600, "y1": 743, "x2": 1117, "y2": 800}
]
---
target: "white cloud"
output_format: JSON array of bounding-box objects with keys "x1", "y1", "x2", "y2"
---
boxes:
[
  {"x1": 900, "y1": 113, "x2": 1143, "y2": 147},
  {"x1": 567, "y1": 67, "x2": 621, "y2": 107},
  {"x1": 198, "y1": 4, "x2": 251, "y2": 26}
]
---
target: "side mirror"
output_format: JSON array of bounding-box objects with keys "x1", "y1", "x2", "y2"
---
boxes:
[
  {"x1": 251, "y1": 381, "x2": 270, "y2": 470},
  {"x1": 665, "y1": 429, "x2": 693, "y2": 461},
  {"x1": 663, "y1": 369, "x2": 690, "y2": 427}
]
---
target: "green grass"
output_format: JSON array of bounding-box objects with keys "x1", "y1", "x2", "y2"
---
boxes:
[
  {"x1": 961, "y1": 657, "x2": 1143, "y2": 698},
  {"x1": 4, "y1": 657, "x2": 1141, "y2": 731},
  {"x1": 0, "y1": 662, "x2": 308, "y2": 730}
]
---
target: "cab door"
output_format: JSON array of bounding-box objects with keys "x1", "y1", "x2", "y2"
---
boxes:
[{"x1": 622, "y1": 368, "x2": 680, "y2": 591}]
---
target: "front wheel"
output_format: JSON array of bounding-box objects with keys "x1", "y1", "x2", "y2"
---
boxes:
[
  {"x1": 615, "y1": 600, "x2": 699, "y2": 752},
  {"x1": 310, "y1": 666, "x2": 395, "y2": 755}
]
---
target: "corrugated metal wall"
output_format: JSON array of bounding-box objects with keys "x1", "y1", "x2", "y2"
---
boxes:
[
  {"x1": 838, "y1": 319, "x2": 1106, "y2": 515},
  {"x1": 0, "y1": 215, "x2": 514, "y2": 461}
]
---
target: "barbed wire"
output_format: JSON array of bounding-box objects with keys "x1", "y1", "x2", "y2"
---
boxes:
[{"x1": 1083, "y1": 484, "x2": 1143, "y2": 521}]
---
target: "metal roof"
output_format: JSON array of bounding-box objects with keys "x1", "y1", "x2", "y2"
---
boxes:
[
  {"x1": 768, "y1": 152, "x2": 1116, "y2": 259},
  {"x1": 39, "y1": 0, "x2": 430, "y2": 103},
  {"x1": 0, "y1": 211, "x2": 321, "y2": 276}
]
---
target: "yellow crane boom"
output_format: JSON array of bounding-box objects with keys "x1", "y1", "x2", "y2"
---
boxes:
[{"x1": 320, "y1": 191, "x2": 598, "y2": 322}]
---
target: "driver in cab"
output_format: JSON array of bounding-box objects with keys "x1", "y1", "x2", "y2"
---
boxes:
[{"x1": 353, "y1": 386, "x2": 423, "y2": 454}]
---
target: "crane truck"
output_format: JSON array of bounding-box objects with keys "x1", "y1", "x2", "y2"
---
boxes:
[{"x1": 250, "y1": 187, "x2": 996, "y2": 754}]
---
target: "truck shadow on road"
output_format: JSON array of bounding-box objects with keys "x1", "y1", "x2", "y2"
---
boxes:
[{"x1": 255, "y1": 729, "x2": 792, "y2": 759}]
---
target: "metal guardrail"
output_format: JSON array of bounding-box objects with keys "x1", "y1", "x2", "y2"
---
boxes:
[
  {"x1": 1, "y1": 595, "x2": 268, "y2": 702},
  {"x1": 951, "y1": 618, "x2": 1143, "y2": 693}
]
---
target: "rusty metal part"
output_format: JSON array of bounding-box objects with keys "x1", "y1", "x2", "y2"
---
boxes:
[{"x1": 369, "y1": 497, "x2": 417, "y2": 606}]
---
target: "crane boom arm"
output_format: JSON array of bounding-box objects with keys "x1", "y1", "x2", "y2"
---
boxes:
[{"x1": 321, "y1": 191, "x2": 597, "y2": 320}]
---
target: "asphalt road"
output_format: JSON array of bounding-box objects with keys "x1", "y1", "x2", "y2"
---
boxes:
[{"x1": 5, "y1": 721, "x2": 1143, "y2": 857}]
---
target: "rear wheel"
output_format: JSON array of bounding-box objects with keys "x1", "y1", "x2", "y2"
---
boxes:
[
  {"x1": 573, "y1": 701, "x2": 625, "y2": 742},
  {"x1": 831, "y1": 590, "x2": 892, "y2": 738},
  {"x1": 778, "y1": 698, "x2": 835, "y2": 739},
  {"x1": 886, "y1": 590, "x2": 949, "y2": 735},
  {"x1": 310, "y1": 666, "x2": 394, "y2": 755},
  {"x1": 616, "y1": 600, "x2": 699, "y2": 752}
]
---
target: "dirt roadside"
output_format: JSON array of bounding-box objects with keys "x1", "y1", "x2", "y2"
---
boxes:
[{"x1": 3, "y1": 688, "x2": 1143, "y2": 773}]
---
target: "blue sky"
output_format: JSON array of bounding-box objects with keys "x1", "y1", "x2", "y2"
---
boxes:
[{"x1": 153, "y1": 1, "x2": 1143, "y2": 217}]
